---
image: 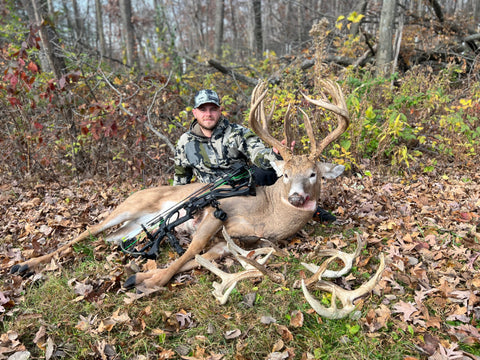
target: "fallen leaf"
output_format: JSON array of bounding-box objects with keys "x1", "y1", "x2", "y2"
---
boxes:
[
  {"x1": 6, "y1": 351, "x2": 31, "y2": 360},
  {"x1": 33, "y1": 326, "x2": 46, "y2": 344},
  {"x1": 393, "y1": 301, "x2": 418, "y2": 322},
  {"x1": 224, "y1": 329, "x2": 241, "y2": 339},
  {"x1": 272, "y1": 339, "x2": 284, "y2": 352},
  {"x1": 275, "y1": 324, "x2": 293, "y2": 342},
  {"x1": 261, "y1": 315, "x2": 277, "y2": 325},
  {"x1": 289, "y1": 310, "x2": 304, "y2": 328},
  {"x1": 45, "y1": 337, "x2": 55, "y2": 360}
]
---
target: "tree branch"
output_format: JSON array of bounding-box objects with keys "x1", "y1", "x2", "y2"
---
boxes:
[{"x1": 207, "y1": 59, "x2": 259, "y2": 86}]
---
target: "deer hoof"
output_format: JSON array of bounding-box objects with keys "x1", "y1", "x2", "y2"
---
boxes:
[
  {"x1": 11, "y1": 264, "x2": 33, "y2": 277},
  {"x1": 124, "y1": 274, "x2": 137, "y2": 289},
  {"x1": 10, "y1": 264, "x2": 21, "y2": 274}
]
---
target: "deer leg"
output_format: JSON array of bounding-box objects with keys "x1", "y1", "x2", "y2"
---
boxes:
[
  {"x1": 9, "y1": 216, "x2": 120, "y2": 276},
  {"x1": 9, "y1": 204, "x2": 157, "y2": 275},
  {"x1": 125, "y1": 210, "x2": 223, "y2": 290}
]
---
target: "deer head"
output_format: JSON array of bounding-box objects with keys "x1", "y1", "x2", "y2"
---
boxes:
[{"x1": 249, "y1": 80, "x2": 350, "y2": 210}]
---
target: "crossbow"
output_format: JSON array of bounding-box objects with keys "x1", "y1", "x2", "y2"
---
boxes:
[{"x1": 119, "y1": 165, "x2": 254, "y2": 259}]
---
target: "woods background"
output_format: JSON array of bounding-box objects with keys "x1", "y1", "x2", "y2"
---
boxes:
[{"x1": 1, "y1": 0, "x2": 479, "y2": 184}]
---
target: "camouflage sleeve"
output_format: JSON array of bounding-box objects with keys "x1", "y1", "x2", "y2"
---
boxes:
[
  {"x1": 237, "y1": 127, "x2": 281, "y2": 169},
  {"x1": 173, "y1": 136, "x2": 193, "y2": 185}
]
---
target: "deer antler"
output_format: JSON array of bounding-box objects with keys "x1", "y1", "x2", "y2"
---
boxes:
[
  {"x1": 301, "y1": 253, "x2": 385, "y2": 319},
  {"x1": 249, "y1": 81, "x2": 293, "y2": 160},
  {"x1": 302, "y1": 235, "x2": 365, "y2": 281},
  {"x1": 301, "y1": 79, "x2": 350, "y2": 160},
  {"x1": 196, "y1": 227, "x2": 284, "y2": 304},
  {"x1": 195, "y1": 254, "x2": 264, "y2": 304},
  {"x1": 222, "y1": 227, "x2": 274, "y2": 267}
]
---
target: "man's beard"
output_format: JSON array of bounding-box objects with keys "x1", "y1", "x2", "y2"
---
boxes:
[{"x1": 199, "y1": 121, "x2": 217, "y2": 131}]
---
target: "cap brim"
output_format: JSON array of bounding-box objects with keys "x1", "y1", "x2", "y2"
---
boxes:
[{"x1": 195, "y1": 101, "x2": 220, "y2": 108}]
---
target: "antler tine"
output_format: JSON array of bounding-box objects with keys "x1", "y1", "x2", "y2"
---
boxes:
[
  {"x1": 249, "y1": 81, "x2": 292, "y2": 160},
  {"x1": 222, "y1": 227, "x2": 275, "y2": 268},
  {"x1": 298, "y1": 107, "x2": 317, "y2": 158},
  {"x1": 302, "y1": 235, "x2": 365, "y2": 279},
  {"x1": 197, "y1": 227, "x2": 283, "y2": 304},
  {"x1": 301, "y1": 80, "x2": 350, "y2": 160},
  {"x1": 303, "y1": 256, "x2": 338, "y2": 287},
  {"x1": 283, "y1": 103, "x2": 295, "y2": 151},
  {"x1": 301, "y1": 253, "x2": 386, "y2": 319}
]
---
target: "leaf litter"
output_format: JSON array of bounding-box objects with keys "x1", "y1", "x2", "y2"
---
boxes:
[{"x1": 0, "y1": 168, "x2": 479, "y2": 358}]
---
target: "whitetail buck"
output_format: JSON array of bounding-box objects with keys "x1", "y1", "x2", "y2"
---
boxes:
[{"x1": 11, "y1": 80, "x2": 384, "y2": 318}]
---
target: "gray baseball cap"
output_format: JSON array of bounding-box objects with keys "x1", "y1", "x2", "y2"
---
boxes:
[{"x1": 194, "y1": 89, "x2": 220, "y2": 108}]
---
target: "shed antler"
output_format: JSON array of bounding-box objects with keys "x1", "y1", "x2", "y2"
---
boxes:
[
  {"x1": 301, "y1": 253, "x2": 385, "y2": 319},
  {"x1": 302, "y1": 235, "x2": 365, "y2": 280},
  {"x1": 196, "y1": 227, "x2": 284, "y2": 304}
]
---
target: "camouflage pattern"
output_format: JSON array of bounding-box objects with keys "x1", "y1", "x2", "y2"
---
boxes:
[{"x1": 174, "y1": 117, "x2": 280, "y2": 185}]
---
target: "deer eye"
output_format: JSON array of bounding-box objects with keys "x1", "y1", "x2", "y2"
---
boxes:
[
  {"x1": 310, "y1": 172, "x2": 316, "y2": 178},
  {"x1": 284, "y1": 173, "x2": 289, "y2": 180}
]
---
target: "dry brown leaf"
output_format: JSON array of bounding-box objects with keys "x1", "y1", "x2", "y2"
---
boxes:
[
  {"x1": 111, "y1": 308, "x2": 131, "y2": 323},
  {"x1": 275, "y1": 324, "x2": 293, "y2": 342},
  {"x1": 272, "y1": 339, "x2": 284, "y2": 352},
  {"x1": 289, "y1": 310, "x2": 304, "y2": 328},
  {"x1": 393, "y1": 300, "x2": 419, "y2": 322},
  {"x1": 32, "y1": 326, "x2": 46, "y2": 344},
  {"x1": 97, "y1": 319, "x2": 115, "y2": 333}
]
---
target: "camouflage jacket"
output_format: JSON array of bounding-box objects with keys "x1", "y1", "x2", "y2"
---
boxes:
[{"x1": 173, "y1": 117, "x2": 279, "y2": 185}]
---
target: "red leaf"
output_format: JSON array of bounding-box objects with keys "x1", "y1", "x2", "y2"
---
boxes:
[
  {"x1": 9, "y1": 74, "x2": 18, "y2": 87},
  {"x1": 33, "y1": 122, "x2": 43, "y2": 130},
  {"x1": 8, "y1": 97, "x2": 21, "y2": 106},
  {"x1": 27, "y1": 61, "x2": 38, "y2": 73}
]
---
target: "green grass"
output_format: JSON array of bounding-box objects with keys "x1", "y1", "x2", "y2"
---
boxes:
[{"x1": 2, "y1": 250, "x2": 419, "y2": 360}]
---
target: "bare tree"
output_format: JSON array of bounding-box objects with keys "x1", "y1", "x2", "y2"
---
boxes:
[
  {"x1": 95, "y1": 0, "x2": 107, "y2": 58},
  {"x1": 376, "y1": 0, "x2": 398, "y2": 76},
  {"x1": 214, "y1": 0, "x2": 225, "y2": 58},
  {"x1": 71, "y1": 0, "x2": 83, "y2": 41},
  {"x1": 119, "y1": 0, "x2": 136, "y2": 66},
  {"x1": 349, "y1": 0, "x2": 369, "y2": 36},
  {"x1": 252, "y1": 0, "x2": 263, "y2": 59},
  {"x1": 21, "y1": 0, "x2": 66, "y2": 79},
  {"x1": 475, "y1": 0, "x2": 480, "y2": 24}
]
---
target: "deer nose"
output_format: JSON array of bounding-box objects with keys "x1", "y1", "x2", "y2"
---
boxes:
[{"x1": 288, "y1": 193, "x2": 306, "y2": 207}]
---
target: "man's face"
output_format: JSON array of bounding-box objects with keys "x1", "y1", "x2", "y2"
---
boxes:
[{"x1": 192, "y1": 103, "x2": 221, "y2": 131}]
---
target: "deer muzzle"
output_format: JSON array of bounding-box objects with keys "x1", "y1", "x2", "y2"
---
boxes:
[{"x1": 288, "y1": 192, "x2": 307, "y2": 207}]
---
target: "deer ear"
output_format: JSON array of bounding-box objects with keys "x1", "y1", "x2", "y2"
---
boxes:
[
  {"x1": 271, "y1": 160, "x2": 285, "y2": 177},
  {"x1": 318, "y1": 163, "x2": 345, "y2": 179}
]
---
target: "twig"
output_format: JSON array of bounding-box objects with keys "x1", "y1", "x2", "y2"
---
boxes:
[{"x1": 145, "y1": 72, "x2": 176, "y2": 154}]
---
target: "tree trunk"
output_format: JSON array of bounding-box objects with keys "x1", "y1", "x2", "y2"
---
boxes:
[
  {"x1": 349, "y1": 0, "x2": 369, "y2": 36},
  {"x1": 416, "y1": 0, "x2": 424, "y2": 17},
  {"x1": 95, "y1": 0, "x2": 106, "y2": 57},
  {"x1": 119, "y1": 0, "x2": 136, "y2": 67},
  {"x1": 23, "y1": 0, "x2": 66, "y2": 79},
  {"x1": 251, "y1": 0, "x2": 263, "y2": 59},
  {"x1": 474, "y1": 0, "x2": 480, "y2": 24},
  {"x1": 214, "y1": 0, "x2": 224, "y2": 58},
  {"x1": 376, "y1": 0, "x2": 397, "y2": 76},
  {"x1": 72, "y1": 0, "x2": 83, "y2": 41},
  {"x1": 229, "y1": 0, "x2": 239, "y2": 55}
]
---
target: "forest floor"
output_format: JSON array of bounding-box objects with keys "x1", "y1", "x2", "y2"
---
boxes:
[{"x1": 0, "y1": 161, "x2": 479, "y2": 359}]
